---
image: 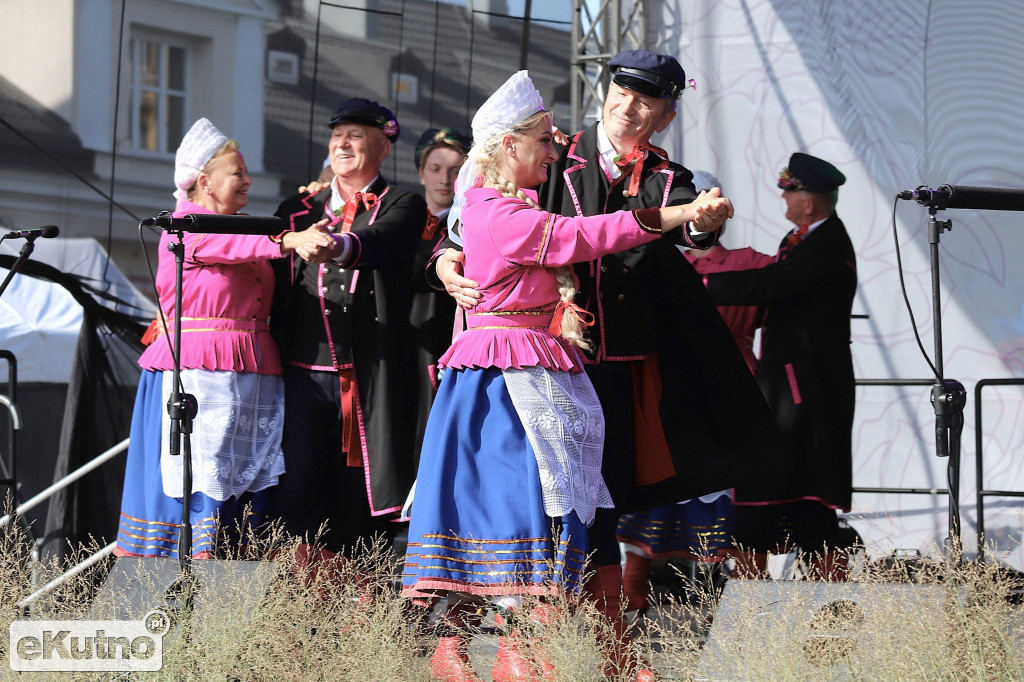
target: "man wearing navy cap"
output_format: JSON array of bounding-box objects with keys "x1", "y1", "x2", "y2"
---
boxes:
[
  {"x1": 705, "y1": 152, "x2": 858, "y2": 581},
  {"x1": 434, "y1": 52, "x2": 782, "y2": 681},
  {"x1": 269, "y1": 98, "x2": 427, "y2": 570}
]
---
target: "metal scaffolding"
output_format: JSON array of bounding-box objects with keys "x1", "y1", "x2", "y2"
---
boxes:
[{"x1": 570, "y1": 0, "x2": 648, "y2": 131}]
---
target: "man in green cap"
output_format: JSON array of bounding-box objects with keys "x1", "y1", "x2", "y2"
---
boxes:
[{"x1": 705, "y1": 152, "x2": 859, "y2": 581}]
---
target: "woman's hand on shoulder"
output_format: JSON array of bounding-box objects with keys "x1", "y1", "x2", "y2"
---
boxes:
[
  {"x1": 299, "y1": 180, "x2": 331, "y2": 195},
  {"x1": 437, "y1": 248, "x2": 481, "y2": 309}
]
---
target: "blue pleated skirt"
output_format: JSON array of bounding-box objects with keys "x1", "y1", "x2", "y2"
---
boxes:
[
  {"x1": 115, "y1": 370, "x2": 268, "y2": 558},
  {"x1": 616, "y1": 495, "x2": 734, "y2": 560},
  {"x1": 402, "y1": 367, "x2": 588, "y2": 598}
]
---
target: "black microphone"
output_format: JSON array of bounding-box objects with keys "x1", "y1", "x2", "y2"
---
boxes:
[
  {"x1": 3, "y1": 225, "x2": 60, "y2": 240},
  {"x1": 141, "y1": 212, "x2": 285, "y2": 235},
  {"x1": 898, "y1": 185, "x2": 1024, "y2": 211}
]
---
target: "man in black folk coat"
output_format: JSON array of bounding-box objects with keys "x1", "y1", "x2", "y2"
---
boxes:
[
  {"x1": 705, "y1": 152, "x2": 858, "y2": 580},
  {"x1": 269, "y1": 99, "x2": 427, "y2": 564},
  {"x1": 435, "y1": 52, "x2": 782, "y2": 678}
]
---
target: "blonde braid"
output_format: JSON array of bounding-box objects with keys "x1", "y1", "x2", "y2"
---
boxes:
[
  {"x1": 552, "y1": 266, "x2": 591, "y2": 351},
  {"x1": 476, "y1": 112, "x2": 592, "y2": 351}
]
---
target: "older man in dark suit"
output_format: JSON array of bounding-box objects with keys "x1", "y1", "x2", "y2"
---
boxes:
[
  {"x1": 269, "y1": 99, "x2": 427, "y2": 569},
  {"x1": 706, "y1": 152, "x2": 858, "y2": 580}
]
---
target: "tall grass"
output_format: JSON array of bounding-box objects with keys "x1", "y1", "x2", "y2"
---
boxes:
[
  {"x1": 2, "y1": 515, "x2": 1022, "y2": 681},
  {"x1": 647, "y1": 550, "x2": 1024, "y2": 681}
]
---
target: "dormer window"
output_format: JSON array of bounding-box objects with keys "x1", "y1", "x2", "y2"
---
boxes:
[{"x1": 267, "y1": 50, "x2": 300, "y2": 86}]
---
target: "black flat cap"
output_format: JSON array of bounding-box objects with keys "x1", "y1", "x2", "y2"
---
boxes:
[
  {"x1": 329, "y1": 98, "x2": 400, "y2": 141},
  {"x1": 778, "y1": 152, "x2": 846, "y2": 193}
]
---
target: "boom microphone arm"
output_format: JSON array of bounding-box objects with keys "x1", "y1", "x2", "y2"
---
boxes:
[
  {"x1": 898, "y1": 184, "x2": 1024, "y2": 211},
  {"x1": 142, "y1": 211, "x2": 285, "y2": 235}
]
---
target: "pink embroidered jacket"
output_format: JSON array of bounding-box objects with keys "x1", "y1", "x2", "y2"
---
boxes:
[
  {"x1": 440, "y1": 187, "x2": 661, "y2": 373},
  {"x1": 138, "y1": 200, "x2": 286, "y2": 375}
]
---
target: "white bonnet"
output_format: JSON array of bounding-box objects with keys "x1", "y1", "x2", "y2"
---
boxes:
[
  {"x1": 173, "y1": 118, "x2": 230, "y2": 208},
  {"x1": 448, "y1": 71, "x2": 547, "y2": 235},
  {"x1": 470, "y1": 70, "x2": 545, "y2": 143}
]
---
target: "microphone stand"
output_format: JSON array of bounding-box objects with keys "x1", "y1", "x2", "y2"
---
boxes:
[
  {"x1": 0, "y1": 237, "x2": 33, "y2": 544},
  {"x1": 924, "y1": 204, "x2": 967, "y2": 563},
  {"x1": 0, "y1": 236, "x2": 39, "y2": 301},
  {"x1": 161, "y1": 223, "x2": 200, "y2": 616}
]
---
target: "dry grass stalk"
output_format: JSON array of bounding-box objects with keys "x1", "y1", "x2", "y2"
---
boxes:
[{"x1": 2, "y1": 512, "x2": 1022, "y2": 681}]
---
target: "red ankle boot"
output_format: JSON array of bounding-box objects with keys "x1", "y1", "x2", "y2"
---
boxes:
[
  {"x1": 491, "y1": 606, "x2": 555, "y2": 681},
  {"x1": 622, "y1": 551, "x2": 652, "y2": 613},
  {"x1": 430, "y1": 636, "x2": 481, "y2": 682},
  {"x1": 588, "y1": 565, "x2": 660, "y2": 681},
  {"x1": 491, "y1": 634, "x2": 539, "y2": 682}
]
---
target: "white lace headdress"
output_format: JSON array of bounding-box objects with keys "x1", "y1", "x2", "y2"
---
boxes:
[
  {"x1": 448, "y1": 71, "x2": 546, "y2": 237},
  {"x1": 173, "y1": 117, "x2": 230, "y2": 209}
]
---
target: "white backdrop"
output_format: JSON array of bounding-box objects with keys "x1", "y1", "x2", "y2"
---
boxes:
[{"x1": 650, "y1": 0, "x2": 1024, "y2": 568}]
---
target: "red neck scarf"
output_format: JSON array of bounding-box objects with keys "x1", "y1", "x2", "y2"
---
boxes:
[
  {"x1": 614, "y1": 142, "x2": 668, "y2": 197},
  {"x1": 777, "y1": 224, "x2": 809, "y2": 261},
  {"x1": 421, "y1": 211, "x2": 442, "y2": 240},
  {"x1": 333, "y1": 192, "x2": 378, "y2": 232}
]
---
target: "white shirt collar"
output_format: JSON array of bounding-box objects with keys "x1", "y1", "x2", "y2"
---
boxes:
[
  {"x1": 596, "y1": 121, "x2": 623, "y2": 180},
  {"x1": 801, "y1": 216, "x2": 828, "y2": 236},
  {"x1": 328, "y1": 174, "x2": 380, "y2": 218}
]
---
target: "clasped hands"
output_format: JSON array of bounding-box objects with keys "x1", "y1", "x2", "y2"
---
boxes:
[
  {"x1": 282, "y1": 219, "x2": 340, "y2": 263},
  {"x1": 690, "y1": 187, "x2": 734, "y2": 232}
]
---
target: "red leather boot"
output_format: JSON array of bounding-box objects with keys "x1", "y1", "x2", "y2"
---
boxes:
[
  {"x1": 587, "y1": 565, "x2": 660, "y2": 681},
  {"x1": 430, "y1": 636, "x2": 481, "y2": 682},
  {"x1": 430, "y1": 602, "x2": 485, "y2": 682},
  {"x1": 621, "y1": 551, "x2": 652, "y2": 613},
  {"x1": 491, "y1": 634, "x2": 541, "y2": 682},
  {"x1": 284, "y1": 544, "x2": 347, "y2": 593},
  {"x1": 491, "y1": 609, "x2": 554, "y2": 681}
]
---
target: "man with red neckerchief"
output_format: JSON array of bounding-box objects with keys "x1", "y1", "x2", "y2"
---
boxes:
[
  {"x1": 705, "y1": 152, "x2": 858, "y2": 581},
  {"x1": 269, "y1": 98, "x2": 427, "y2": 569}
]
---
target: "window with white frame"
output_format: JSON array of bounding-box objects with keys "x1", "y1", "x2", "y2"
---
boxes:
[{"x1": 129, "y1": 37, "x2": 188, "y2": 154}]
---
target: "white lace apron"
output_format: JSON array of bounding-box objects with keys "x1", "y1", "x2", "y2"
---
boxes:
[
  {"x1": 160, "y1": 369, "x2": 286, "y2": 501},
  {"x1": 502, "y1": 366, "x2": 614, "y2": 526}
]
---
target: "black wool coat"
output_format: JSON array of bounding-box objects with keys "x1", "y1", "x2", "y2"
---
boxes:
[
  {"x1": 706, "y1": 214, "x2": 857, "y2": 510},
  {"x1": 272, "y1": 176, "x2": 427, "y2": 514},
  {"x1": 408, "y1": 211, "x2": 457, "y2": 454},
  {"x1": 540, "y1": 125, "x2": 785, "y2": 512}
]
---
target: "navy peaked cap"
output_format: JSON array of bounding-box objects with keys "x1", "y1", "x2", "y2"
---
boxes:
[{"x1": 608, "y1": 50, "x2": 687, "y2": 99}]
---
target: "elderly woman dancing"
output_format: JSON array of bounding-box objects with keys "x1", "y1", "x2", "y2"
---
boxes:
[
  {"x1": 114, "y1": 118, "x2": 334, "y2": 559},
  {"x1": 401, "y1": 72, "x2": 731, "y2": 682}
]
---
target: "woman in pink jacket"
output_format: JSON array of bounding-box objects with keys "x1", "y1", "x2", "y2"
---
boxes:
[
  {"x1": 114, "y1": 118, "x2": 333, "y2": 559},
  {"x1": 400, "y1": 72, "x2": 732, "y2": 682}
]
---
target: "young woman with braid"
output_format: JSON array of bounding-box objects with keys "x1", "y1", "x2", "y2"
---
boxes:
[{"x1": 400, "y1": 71, "x2": 732, "y2": 682}]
